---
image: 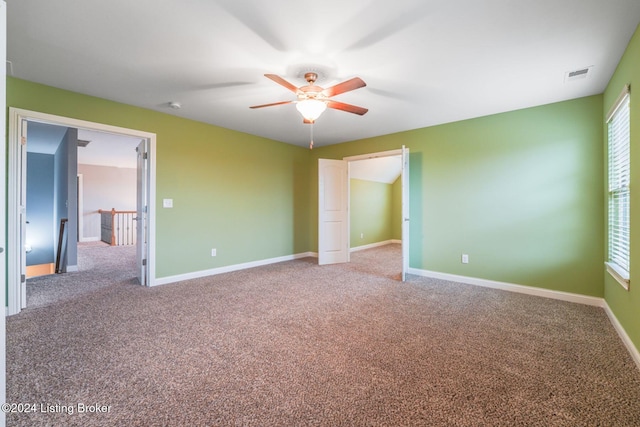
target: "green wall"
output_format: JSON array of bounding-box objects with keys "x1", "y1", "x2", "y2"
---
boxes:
[
  {"x1": 6, "y1": 77, "x2": 605, "y2": 299},
  {"x1": 7, "y1": 77, "x2": 311, "y2": 279},
  {"x1": 603, "y1": 24, "x2": 640, "y2": 352},
  {"x1": 312, "y1": 95, "x2": 604, "y2": 297},
  {"x1": 391, "y1": 178, "x2": 402, "y2": 241},
  {"x1": 350, "y1": 178, "x2": 397, "y2": 247}
]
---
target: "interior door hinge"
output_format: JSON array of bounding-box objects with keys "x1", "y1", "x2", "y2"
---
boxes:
[
  {"x1": 142, "y1": 259, "x2": 147, "y2": 266},
  {"x1": 21, "y1": 274, "x2": 26, "y2": 283},
  {"x1": 21, "y1": 136, "x2": 27, "y2": 146},
  {"x1": 136, "y1": 146, "x2": 148, "y2": 159}
]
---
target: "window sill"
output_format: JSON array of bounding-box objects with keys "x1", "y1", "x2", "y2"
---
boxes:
[{"x1": 606, "y1": 262, "x2": 630, "y2": 291}]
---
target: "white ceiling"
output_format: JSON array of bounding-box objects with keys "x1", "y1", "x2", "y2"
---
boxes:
[
  {"x1": 350, "y1": 156, "x2": 402, "y2": 184},
  {"x1": 7, "y1": 0, "x2": 640, "y2": 148},
  {"x1": 77, "y1": 129, "x2": 140, "y2": 169}
]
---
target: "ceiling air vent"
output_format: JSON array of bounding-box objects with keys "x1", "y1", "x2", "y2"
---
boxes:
[
  {"x1": 77, "y1": 139, "x2": 91, "y2": 147},
  {"x1": 565, "y1": 66, "x2": 593, "y2": 83}
]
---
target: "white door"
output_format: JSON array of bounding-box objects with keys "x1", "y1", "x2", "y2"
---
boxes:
[
  {"x1": 318, "y1": 159, "x2": 349, "y2": 265},
  {"x1": 401, "y1": 146, "x2": 410, "y2": 281},
  {"x1": 19, "y1": 118, "x2": 28, "y2": 307},
  {"x1": 136, "y1": 140, "x2": 148, "y2": 286}
]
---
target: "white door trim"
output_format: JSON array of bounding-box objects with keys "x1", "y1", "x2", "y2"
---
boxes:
[
  {"x1": 77, "y1": 173, "x2": 85, "y2": 242},
  {"x1": 401, "y1": 146, "x2": 410, "y2": 281},
  {"x1": 7, "y1": 107, "x2": 157, "y2": 315},
  {"x1": 136, "y1": 139, "x2": 149, "y2": 286}
]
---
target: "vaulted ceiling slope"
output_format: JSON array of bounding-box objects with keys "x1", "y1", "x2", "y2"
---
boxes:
[{"x1": 7, "y1": 0, "x2": 640, "y2": 148}]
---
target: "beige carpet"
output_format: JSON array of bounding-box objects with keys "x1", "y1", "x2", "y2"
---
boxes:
[{"x1": 6, "y1": 243, "x2": 640, "y2": 426}]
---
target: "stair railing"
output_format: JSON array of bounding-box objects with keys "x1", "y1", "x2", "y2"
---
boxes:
[{"x1": 98, "y1": 208, "x2": 137, "y2": 246}]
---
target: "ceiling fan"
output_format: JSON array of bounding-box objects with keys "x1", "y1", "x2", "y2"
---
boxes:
[{"x1": 250, "y1": 72, "x2": 368, "y2": 124}]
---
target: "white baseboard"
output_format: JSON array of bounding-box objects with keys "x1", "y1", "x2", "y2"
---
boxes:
[
  {"x1": 79, "y1": 236, "x2": 100, "y2": 242},
  {"x1": 408, "y1": 268, "x2": 604, "y2": 306},
  {"x1": 602, "y1": 302, "x2": 640, "y2": 370},
  {"x1": 350, "y1": 239, "x2": 401, "y2": 252},
  {"x1": 409, "y1": 267, "x2": 640, "y2": 371},
  {"x1": 153, "y1": 252, "x2": 317, "y2": 286}
]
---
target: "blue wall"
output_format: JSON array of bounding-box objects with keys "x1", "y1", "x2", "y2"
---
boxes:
[
  {"x1": 26, "y1": 153, "x2": 55, "y2": 265},
  {"x1": 53, "y1": 128, "x2": 78, "y2": 271},
  {"x1": 26, "y1": 127, "x2": 78, "y2": 270}
]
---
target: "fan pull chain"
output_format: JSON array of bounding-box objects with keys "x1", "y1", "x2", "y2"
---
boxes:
[{"x1": 309, "y1": 122, "x2": 314, "y2": 150}]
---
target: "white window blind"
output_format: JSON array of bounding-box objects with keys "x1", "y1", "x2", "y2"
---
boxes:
[{"x1": 606, "y1": 85, "x2": 630, "y2": 288}]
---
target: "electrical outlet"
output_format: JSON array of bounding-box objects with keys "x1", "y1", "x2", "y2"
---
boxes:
[
  {"x1": 462, "y1": 254, "x2": 469, "y2": 264},
  {"x1": 360, "y1": 233, "x2": 364, "y2": 239},
  {"x1": 211, "y1": 248, "x2": 217, "y2": 257}
]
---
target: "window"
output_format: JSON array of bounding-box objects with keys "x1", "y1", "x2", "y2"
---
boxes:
[{"x1": 606, "y1": 84, "x2": 631, "y2": 290}]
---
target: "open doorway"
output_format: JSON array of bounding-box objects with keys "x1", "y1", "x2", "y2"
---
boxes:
[
  {"x1": 348, "y1": 155, "x2": 402, "y2": 249},
  {"x1": 318, "y1": 147, "x2": 410, "y2": 280},
  {"x1": 25, "y1": 124, "x2": 140, "y2": 275},
  {"x1": 7, "y1": 108, "x2": 156, "y2": 315},
  {"x1": 76, "y1": 129, "x2": 141, "y2": 244}
]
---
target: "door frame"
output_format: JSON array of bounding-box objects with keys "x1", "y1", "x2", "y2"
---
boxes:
[
  {"x1": 7, "y1": 108, "x2": 157, "y2": 315},
  {"x1": 77, "y1": 173, "x2": 85, "y2": 242},
  {"x1": 136, "y1": 139, "x2": 149, "y2": 286}
]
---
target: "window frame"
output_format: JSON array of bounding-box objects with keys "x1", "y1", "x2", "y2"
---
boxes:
[{"x1": 605, "y1": 84, "x2": 631, "y2": 290}]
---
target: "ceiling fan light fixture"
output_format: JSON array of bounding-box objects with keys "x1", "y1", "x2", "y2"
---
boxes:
[{"x1": 296, "y1": 99, "x2": 327, "y2": 122}]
